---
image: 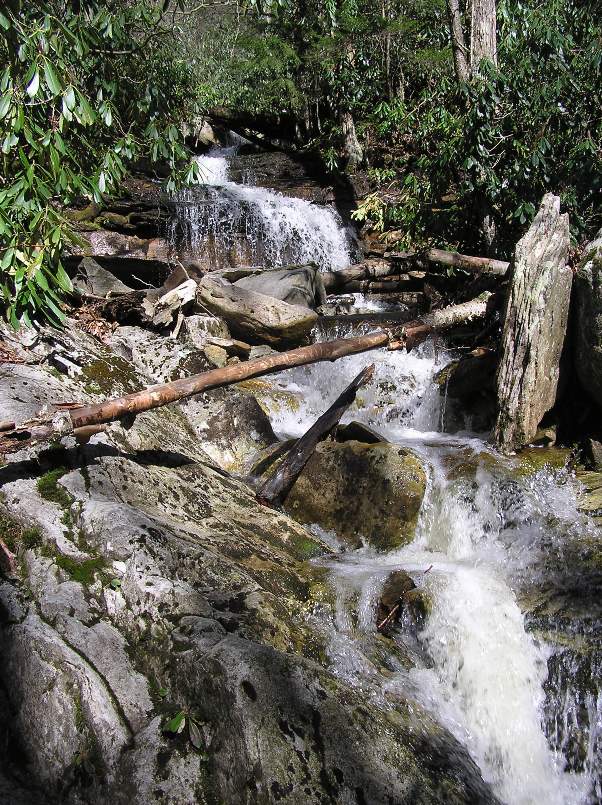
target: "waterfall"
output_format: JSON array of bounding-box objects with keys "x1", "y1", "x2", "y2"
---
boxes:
[
  {"x1": 256, "y1": 339, "x2": 599, "y2": 805},
  {"x1": 169, "y1": 146, "x2": 352, "y2": 271}
]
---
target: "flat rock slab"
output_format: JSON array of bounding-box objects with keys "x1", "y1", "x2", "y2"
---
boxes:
[{"x1": 234, "y1": 265, "x2": 326, "y2": 309}]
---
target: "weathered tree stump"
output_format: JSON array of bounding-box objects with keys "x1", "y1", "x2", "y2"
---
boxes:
[{"x1": 494, "y1": 194, "x2": 571, "y2": 451}]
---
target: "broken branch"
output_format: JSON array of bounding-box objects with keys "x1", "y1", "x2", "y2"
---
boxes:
[{"x1": 257, "y1": 364, "x2": 375, "y2": 508}]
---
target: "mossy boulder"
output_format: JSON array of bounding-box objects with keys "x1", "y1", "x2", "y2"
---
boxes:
[{"x1": 284, "y1": 440, "x2": 426, "y2": 551}]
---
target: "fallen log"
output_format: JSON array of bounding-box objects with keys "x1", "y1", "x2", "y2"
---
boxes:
[
  {"x1": 420, "y1": 249, "x2": 509, "y2": 276},
  {"x1": 333, "y1": 279, "x2": 415, "y2": 294},
  {"x1": 322, "y1": 250, "x2": 509, "y2": 293},
  {"x1": 0, "y1": 294, "x2": 492, "y2": 453},
  {"x1": 257, "y1": 365, "x2": 374, "y2": 508}
]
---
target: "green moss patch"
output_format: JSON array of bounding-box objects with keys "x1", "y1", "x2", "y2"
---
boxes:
[
  {"x1": 37, "y1": 467, "x2": 73, "y2": 508},
  {"x1": 54, "y1": 553, "x2": 106, "y2": 585},
  {"x1": 0, "y1": 510, "x2": 43, "y2": 552}
]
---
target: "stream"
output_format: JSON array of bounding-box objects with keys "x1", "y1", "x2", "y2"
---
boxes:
[{"x1": 171, "y1": 144, "x2": 602, "y2": 805}]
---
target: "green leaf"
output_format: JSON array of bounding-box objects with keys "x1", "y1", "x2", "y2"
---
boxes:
[
  {"x1": 26, "y1": 70, "x2": 40, "y2": 98},
  {"x1": 64, "y1": 86, "x2": 76, "y2": 111},
  {"x1": 0, "y1": 93, "x2": 12, "y2": 120},
  {"x1": 164, "y1": 711, "x2": 186, "y2": 734},
  {"x1": 188, "y1": 719, "x2": 203, "y2": 750},
  {"x1": 43, "y1": 60, "x2": 62, "y2": 96},
  {"x1": 0, "y1": 11, "x2": 10, "y2": 30}
]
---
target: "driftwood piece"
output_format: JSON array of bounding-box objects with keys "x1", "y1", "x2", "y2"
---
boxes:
[
  {"x1": 1, "y1": 294, "x2": 492, "y2": 453},
  {"x1": 256, "y1": 365, "x2": 375, "y2": 508},
  {"x1": 494, "y1": 194, "x2": 571, "y2": 451}
]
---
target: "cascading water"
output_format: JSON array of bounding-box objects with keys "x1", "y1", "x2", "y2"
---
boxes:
[
  {"x1": 169, "y1": 143, "x2": 352, "y2": 271},
  {"x1": 256, "y1": 335, "x2": 601, "y2": 805}
]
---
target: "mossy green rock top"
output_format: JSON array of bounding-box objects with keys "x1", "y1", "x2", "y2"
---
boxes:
[{"x1": 284, "y1": 439, "x2": 426, "y2": 551}]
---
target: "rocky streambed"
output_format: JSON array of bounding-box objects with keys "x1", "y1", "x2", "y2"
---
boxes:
[
  {"x1": 0, "y1": 318, "x2": 500, "y2": 805},
  {"x1": 1, "y1": 143, "x2": 602, "y2": 805}
]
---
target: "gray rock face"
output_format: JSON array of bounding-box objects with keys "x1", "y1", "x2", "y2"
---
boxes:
[
  {"x1": 0, "y1": 323, "x2": 495, "y2": 804},
  {"x1": 494, "y1": 194, "x2": 571, "y2": 451},
  {"x1": 234, "y1": 265, "x2": 327, "y2": 309},
  {"x1": 73, "y1": 257, "x2": 134, "y2": 297},
  {"x1": 197, "y1": 276, "x2": 318, "y2": 346},
  {"x1": 574, "y1": 228, "x2": 602, "y2": 408}
]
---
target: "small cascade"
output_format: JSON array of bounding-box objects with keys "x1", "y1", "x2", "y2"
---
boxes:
[
  {"x1": 256, "y1": 334, "x2": 600, "y2": 805},
  {"x1": 168, "y1": 144, "x2": 352, "y2": 271}
]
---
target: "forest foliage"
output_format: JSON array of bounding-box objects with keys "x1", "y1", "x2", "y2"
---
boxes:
[
  {"x1": 191, "y1": 0, "x2": 601, "y2": 255},
  {"x1": 0, "y1": 0, "x2": 600, "y2": 325},
  {"x1": 0, "y1": 0, "x2": 199, "y2": 327}
]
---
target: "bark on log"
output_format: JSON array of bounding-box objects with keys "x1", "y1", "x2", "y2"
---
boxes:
[
  {"x1": 322, "y1": 250, "x2": 509, "y2": 294},
  {"x1": 1, "y1": 294, "x2": 492, "y2": 452},
  {"x1": 494, "y1": 194, "x2": 571, "y2": 452},
  {"x1": 257, "y1": 365, "x2": 374, "y2": 508},
  {"x1": 422, "y1": 249, "x2": 508, "y2": 276},
  {"x1": 470, "y1": 0, "x2": 497, "y2": 73}
]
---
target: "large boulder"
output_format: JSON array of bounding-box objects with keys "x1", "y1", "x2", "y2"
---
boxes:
[
  {"x1": 283, "y1": 439, "x2": 426, "y2": 551},
  {"x1": 0, "y1": 328, "x2": 495, "y2": 805},
  {"x1": 197, "y1": 276, "x2": 318, "y2": 346},
  {"x1": 234, "y1": 265, "x2": 327, "y2": 309},
  {"x1": 574, "y1": 228, "x2": 602, "y2": 408},
  {"x1": 494, "y1": 194, "x2": 571, "y2": 451}
]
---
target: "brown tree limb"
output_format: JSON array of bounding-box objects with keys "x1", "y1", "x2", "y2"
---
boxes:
[{"x1": 256, "y1": 365, "x2": 375, "y2": 508}]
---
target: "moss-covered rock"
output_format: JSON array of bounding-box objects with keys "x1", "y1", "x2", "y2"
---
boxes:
[{"x1": 283, "y1": 439, "x2": 426, "y2": 551}]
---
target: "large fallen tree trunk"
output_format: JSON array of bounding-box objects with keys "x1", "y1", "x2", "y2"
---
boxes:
[
  {"x1": 257, "y1": 365, "x2": 374, "y2": 508},
  {"x1": 322, "y1": 250, "x2": 509, "y2": 294},
  {"x1": 494, "y1": 194, "x2": 571, "y2": 452},
  {"x1": 1, "y1": 294, "x2": 492, "y2": 453}
]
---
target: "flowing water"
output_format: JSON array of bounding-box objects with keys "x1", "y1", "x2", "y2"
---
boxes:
[
  {"x1": 259, "y1": 338, "x2": 602, "y2": 805},
  {"x1": 171, "y1": 144, "x2": 602, "y2": 804},
  {"x1": 169, "y1": 144, "x2": 352, "y2": 270}
]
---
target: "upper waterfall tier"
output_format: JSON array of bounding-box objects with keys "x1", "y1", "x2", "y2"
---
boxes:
[{"x1": 168, "y1": 150, "x2": 354, "y2": 272}]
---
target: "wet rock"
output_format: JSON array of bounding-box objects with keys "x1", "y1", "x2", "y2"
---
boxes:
[
  {"x1": 576, "y1": 470, "x2": 602, "y2": 519},
  {"x1": 512, "y1": 446, "x2": 572, "y2": 477},
  {"x1": 197, "y1": 276, "x2": 317, "y2": 346},
  {"x1": 376, "y1": 569, "x2": 430, "y2": 631},
  {"x1": 574, "y1": 228, "x2": 602, "y2": 408},
  {"x1": 284, "y1": 440, "x2": 426, "y2": 551},
  {"x1": 436, "y1": 351, "x2": 498, "y2": 432},
  {"x1": 72, "y1": 257, "x2": 134, "y2": 297},
  {"x1": 336, "y1": 420, "x2": 386, "y2": 444},
  {"x1": 584, "y1": 438, "x2": 602, "y2": 471},
  {"x1": 234, "y1": 264, "x2": 327, "y2": 309}
]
